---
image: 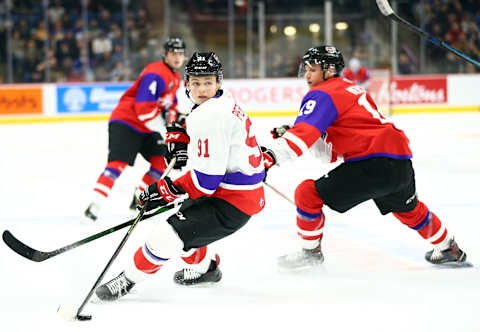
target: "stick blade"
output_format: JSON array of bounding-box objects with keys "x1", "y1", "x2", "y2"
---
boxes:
[
  {"x1": 376, "y1": 0, "x2": 394, "y2": 16},
  {"x1": 2, "y1": 230, "x2": 49, "y2": 262}
]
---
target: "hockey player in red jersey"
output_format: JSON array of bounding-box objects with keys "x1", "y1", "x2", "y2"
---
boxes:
[
  {"x1": 95, "y1": 51, "x2": 265, "y2": 300},
  {"x1": 343, "y1": 57, "x2": 370, "y2": 90},
  {"x1": 262, "y1": 45, "x2": 467, "y2": 268},
  {"x1": 83, "y1": 37, "x2": 186, "y2": 222}
]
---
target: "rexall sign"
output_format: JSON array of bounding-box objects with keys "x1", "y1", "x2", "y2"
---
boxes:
[{"x1": 57, "y1": 83, "x2": 131, "y2": 113}]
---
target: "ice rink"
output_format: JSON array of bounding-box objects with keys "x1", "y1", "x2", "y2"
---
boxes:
[{"x1": 1, "y1": 113, "x2": 479, "y2": 332}]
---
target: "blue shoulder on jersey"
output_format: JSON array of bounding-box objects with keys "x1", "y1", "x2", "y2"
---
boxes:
[
  {"x1": 135, "y1": 73, "x2": 167, "y2": 103},
  {"x1": 294, "y1": 90, "x2": 338, "y2": 133}
]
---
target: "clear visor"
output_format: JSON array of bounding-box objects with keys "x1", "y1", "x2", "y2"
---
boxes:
[{"x1": 298, "y1": 60, "x2": 336, "y2": 78}]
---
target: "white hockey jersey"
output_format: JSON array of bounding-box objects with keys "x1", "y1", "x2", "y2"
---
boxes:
[{"x1": 173, "y1": 90, "x2": 265, "y2": 216}]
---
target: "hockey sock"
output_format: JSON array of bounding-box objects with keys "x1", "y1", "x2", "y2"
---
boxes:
[
  {"x1": 393, "y1": 201, "x2": 449, "y2": 246},
  {"x1": 92, "y1": 160, "x2": 128, "y2": 202},
  {"x1": 137, "y1": 156, "x2": 168, "y2": 191},
  {"x1": 128, "y1": 244, "x2": 168, "y2": 279},
  {"x1": 180, "y1": 246, "x2": 212, "y2": 273},
  {"x1": 295, "y1": 180, "x2": 326, "y2": 249}
]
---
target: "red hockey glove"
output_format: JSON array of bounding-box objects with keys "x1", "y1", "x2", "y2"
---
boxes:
[
  {"x1": 270, "y1": 125, "x2": 291, "y2": 139},
  {"x1": 138, "y1": 177, "x2": 185, "y2": 211},
  {"x1": 261, "y1": 146, "x2": 277, "y2": 182},
  {"x1": 165, "y1": 123, "x2": 190, "y2": 170}
]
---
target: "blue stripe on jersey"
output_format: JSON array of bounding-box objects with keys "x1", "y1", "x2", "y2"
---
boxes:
[
  {"x1": 345, "y1": 152, "x2": 413, "y2": 162},
  {"x1": 412, "y1": 211, "x2": 431, "y2": 230},
  {"x1": 224, "y1": 170, "x2": 265, "y2": 185},
  {"x1": 194, "y1": 169, "x2": 265, "y2": 191},
  {"x1": 296, "y1": 207, "x2": 322, "y2": 221},
  {"x1": 135, "y1": 73, "x2": 166, "y2": 103},
  {"x1": 294, "y1": 90, "x2": 338, "y2": 134},
  {"x1": 194, "y1": 170, "x2": 223, "y2": 191}
]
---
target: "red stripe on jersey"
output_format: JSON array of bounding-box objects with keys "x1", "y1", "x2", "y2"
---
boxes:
[
  {"x1": 181, "y1": 247, "x2": 207, "y2": 265},
  {"x1": 174, "y1": 171, "x2": 265, "y2": 216},
  {"x1": 133, "y1": 247, "x2": 162, "y2": 274},
  {"x1": 174, "y1": 171, "x2": 207, "y2": 200},
  {"x1": 287, "y1": 122, "x2": 323, "y2": 148},
  {"x1": 284, "y1": 138, "x2": 303, "y2": 156},
  {"x1": 213, "y1": 186, "x2": 265, "y2": 216}
]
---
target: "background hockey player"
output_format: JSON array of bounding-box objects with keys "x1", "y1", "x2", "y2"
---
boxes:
[
  {"x1": 262, "y1": 45, "x2": 467, "y2": 269},
  {"x1": 95, "y1": 51, "x2": 265, "y2": 300},
  {"x1": 83, "y1": 37, "x2": 186, "y2": 222},
  {"x1": 343, "y1": 57, "x2": 370, "y2": 90}
]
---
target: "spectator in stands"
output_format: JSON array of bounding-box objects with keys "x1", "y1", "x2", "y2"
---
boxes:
[
  {"x1": 398, "y1": 52, "x2": 414, "y2": 75},
  {"x1": 343, "y1": 57, "x2": 370, "y2": 89}
]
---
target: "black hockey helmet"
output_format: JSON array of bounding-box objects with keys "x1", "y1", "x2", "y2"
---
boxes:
[
  {"x1": 164, "y1": 37, "x2": 186, "y2": 53},
  {"x1": 184, "y1": 51, "x2": 223, "y2": 82},
  {"x1": 299, "y1": 45, "x2": 345, "y2": 77}
]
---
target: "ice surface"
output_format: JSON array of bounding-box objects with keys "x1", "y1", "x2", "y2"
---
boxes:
[{"x1": 1, "y1": 113, "x2": 479, "y2": 332}]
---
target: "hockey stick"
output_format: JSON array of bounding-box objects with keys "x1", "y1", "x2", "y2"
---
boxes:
[
  {"x1": 2, "y1": 201, "x2": 181, "y2": 263},
  {"x1": 264, "y1": 181, "x2": 295, "y2": 206},
  {"x1": 376, "y1": 0, "x2": 480, "y2": 68},
  {"x1": 71, "y1": 157, "x2": 177, "y2": 321}
]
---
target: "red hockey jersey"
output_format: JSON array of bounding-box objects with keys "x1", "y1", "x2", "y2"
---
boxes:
[
  {"x1": 277, "y1": 77, "x2": 412, "y2": 163},
  {"x1": 343, "y1": 67, "x2": 370, "y2": 85},
  {"x1": 109, "y1": 61, "x2": 181, "y2": 133}
]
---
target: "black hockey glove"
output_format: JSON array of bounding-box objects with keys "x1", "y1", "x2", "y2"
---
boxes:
[
  {"x1": 271, "y1": 125, "x2": 291, "y2": 139},
  {"x1": 138, "y1": 177, "x2": 185, "y2": 211},
  {"x1": 165, "y1": 123, "x2": 190, "y2": 170},
  {"x1": 261, "y1": 146, "x2": 277, "y2": 182}
]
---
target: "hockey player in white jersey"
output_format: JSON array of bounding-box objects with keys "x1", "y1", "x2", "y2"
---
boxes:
[{"x1": 95, "y1": 51, "x2": 265, "y2": 300}]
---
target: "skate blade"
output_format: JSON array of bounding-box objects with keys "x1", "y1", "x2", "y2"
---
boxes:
[{"x1": 432, "y1": 261, "x2": 474, "y2": 269}]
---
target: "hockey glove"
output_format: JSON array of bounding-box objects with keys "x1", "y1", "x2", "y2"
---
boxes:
[
  {"x1": 138, "y1": 177, "x2": 186, "y2": 211},
  {"x1": 271, "y1": 125, "x2": 291, "y2": 139},
  {"x1": 261, "y1": 146, "x2": 277, "y2": 182},
  {"x1": 165, "y1": 123, "x2": 190, "y2": 170}
]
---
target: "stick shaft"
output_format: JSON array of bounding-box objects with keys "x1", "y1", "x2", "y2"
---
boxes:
[
  {"x1": 264, "y1": 182, "x2": 295, "y2": 206},
  {"x1": 75, "y1": 157, "x2": 176, "y2": 318}
]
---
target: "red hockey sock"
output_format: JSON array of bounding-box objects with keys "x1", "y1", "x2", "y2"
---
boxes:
[
  {"x1": 133, "y1": 245, "x2": 166, "y2": 274},
  {"x1": 295, "y1": 180, "x2": 325, "y2": 248},
  {"x1": 393, "y1": 201, "x2": 448, "y2": 245},
  {"x1": 138, "y1": 156, "x2": 168, "y2": 191},
  {"x1": 94, "y1": 160, "x2": 127, "y2": 198},
  {"x1": 181, "y1": 246, "x2": 207, "y2": 265}
]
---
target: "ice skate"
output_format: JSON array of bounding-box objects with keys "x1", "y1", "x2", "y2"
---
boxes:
[
  {"x1": 278, "y1": 244, "x2": 324, "y2": 269},
  {"x1": 425, "y1": 238, "x2": 470, "y2": 267},
  {"x1": 95, "y1": 271, "x2": 135, "y2": 301},
  {"x1": 174, "y1": 254, "x2": 222, "y2": 286},
  {"x1": 82, "y1": 203, "x2": 100, "y2": 223}
]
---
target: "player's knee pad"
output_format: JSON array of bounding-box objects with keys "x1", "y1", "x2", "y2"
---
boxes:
[
  {"x1": 294, "y1": 179, "x2": 324, "y2": 213},
  {"x1": 146, "y1": 220, "x2": 185, "y2": 260}
]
